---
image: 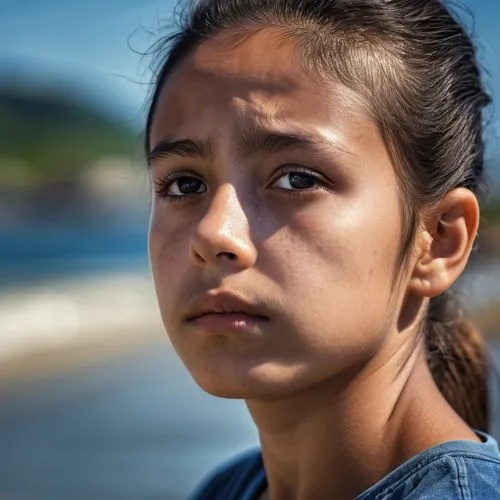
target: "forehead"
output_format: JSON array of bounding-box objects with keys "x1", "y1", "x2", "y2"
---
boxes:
[{"x1": 150, "y1": 28, "x2": 369, "y2": 147}]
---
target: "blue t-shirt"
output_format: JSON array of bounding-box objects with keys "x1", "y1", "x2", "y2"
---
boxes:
[{"x1": 190, "y1": 431, "x2": 500, "y2": 499}]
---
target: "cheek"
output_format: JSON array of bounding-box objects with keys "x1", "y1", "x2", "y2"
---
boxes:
[
  {"x1": 282, "y1": 194, "x2": 400, "y2": 284},
  {"x1": 149, "y1": 207, "x2": 181, "y2": 267},
  {"x1": 274, "y1": 194, "x2": 401, "y2": 342},
  {"x1": 148, "y1": 206, "x2": 191, "y2": 315}
]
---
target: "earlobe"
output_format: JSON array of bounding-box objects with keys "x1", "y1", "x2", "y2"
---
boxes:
[{"x1": 408, "y1": 188, "x2": 479, "y2": 298}]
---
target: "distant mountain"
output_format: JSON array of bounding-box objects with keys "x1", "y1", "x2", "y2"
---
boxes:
[{"x1": 0, "y1": 86, "x2": 138, "y2": 181}]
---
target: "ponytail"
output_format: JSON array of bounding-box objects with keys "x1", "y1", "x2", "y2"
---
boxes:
[{"x1": 425, "y1": 290, "x2": 490, "y2": 432}]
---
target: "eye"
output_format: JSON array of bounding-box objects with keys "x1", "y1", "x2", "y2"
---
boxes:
[
  {"x1": 154, "y1": 172, "x2": 207, "y2": 201},
  {"x1": 271, "y1": 167, "x2": 323, "y2": 191}
]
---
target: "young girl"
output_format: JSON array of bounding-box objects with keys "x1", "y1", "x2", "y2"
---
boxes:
[{"x1": 145, "y1": 0, "x2": 500, "y2": 497}]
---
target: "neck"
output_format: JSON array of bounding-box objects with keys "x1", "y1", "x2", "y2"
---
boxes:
[{"x1": 247, "y1": 335, "x2": 477, "y2": 500}]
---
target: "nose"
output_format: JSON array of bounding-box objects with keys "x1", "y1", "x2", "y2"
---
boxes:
[{"x1": 190, "y1": 183, "x2": 258, "y2": 271}]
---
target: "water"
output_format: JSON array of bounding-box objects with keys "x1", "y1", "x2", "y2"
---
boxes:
[{"x1": 0, "y1": 224, "x2": 148, "y2": 288}]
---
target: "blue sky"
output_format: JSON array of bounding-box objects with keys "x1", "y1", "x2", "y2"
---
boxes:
[{"x1": 1, "y1": 0, "x2": 499, "y2": 156}]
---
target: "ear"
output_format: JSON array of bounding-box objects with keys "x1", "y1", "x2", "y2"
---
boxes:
[{"x1": 408, "y1": 188, "x2": 479, "y2": 298}]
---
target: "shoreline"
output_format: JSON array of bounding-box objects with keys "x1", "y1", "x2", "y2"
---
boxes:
[{"x1": 0, "y1": 268, "x2": 166, "y2": 389}]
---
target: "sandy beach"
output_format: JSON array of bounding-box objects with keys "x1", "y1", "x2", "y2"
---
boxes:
[{"x1": 0, "y1": 269, "x2": 166, "y2": 388}]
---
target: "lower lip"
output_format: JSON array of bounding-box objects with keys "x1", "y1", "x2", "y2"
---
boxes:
[{"x1": 189, "y1": 313, "x2": 266, "y2": 333}]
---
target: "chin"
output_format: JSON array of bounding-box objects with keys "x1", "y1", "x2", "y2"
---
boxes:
[
  {"x1": 194, "y1": 378, "x2": 253, "y2": 399},
  {"x1": 186, "y1": 357, "x2": 317, "y2": 400}
]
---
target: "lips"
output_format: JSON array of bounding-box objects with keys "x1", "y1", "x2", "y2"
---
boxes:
[
  {"x1": 184, "y1": 291, "x2": 269, "y2": 322},
  {"x1": 184, "y1": 291, "x2": 269, "y2": 334}
]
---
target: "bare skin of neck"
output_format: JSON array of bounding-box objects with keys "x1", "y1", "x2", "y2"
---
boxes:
[{"x1": 250, "y1": 326, "x2": 478, "y2": 500}]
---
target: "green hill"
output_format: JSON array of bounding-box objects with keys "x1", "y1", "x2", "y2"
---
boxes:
[{"x1": 0, "y1": 86, "x2": 138, "y2": 184}]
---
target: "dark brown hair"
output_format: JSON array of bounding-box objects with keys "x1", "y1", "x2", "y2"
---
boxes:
[{"x1": 145, "y1": 0, "x2": 491, "y2": 431}]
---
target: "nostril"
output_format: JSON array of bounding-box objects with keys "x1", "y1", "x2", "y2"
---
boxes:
[{"x1": 217, "y1": 252, "x2": 237, "y2": 261}]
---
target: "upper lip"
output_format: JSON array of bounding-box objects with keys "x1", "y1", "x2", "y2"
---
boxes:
[{"x1": 184, "y1": 291, "x2": 269, "y2": 321}]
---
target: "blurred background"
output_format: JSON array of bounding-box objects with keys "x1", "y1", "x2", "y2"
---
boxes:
[{"x1": 0, "y1": 0, "x2": 499, "y2": 499}]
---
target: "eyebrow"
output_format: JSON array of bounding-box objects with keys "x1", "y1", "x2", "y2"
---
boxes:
[
  {"x1": 148, "y1": 128, "x2": 342, "y2": 166},
  {"x1": 236, "y1": 128, "x2": 318, "y2": 156},
  {"x1": 148, "y1": 139, "x2": 214, "y2": 166}
]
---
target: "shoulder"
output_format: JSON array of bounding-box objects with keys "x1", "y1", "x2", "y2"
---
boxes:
[
  {"x1": 188, "y1": 448, "x2": 265, "y2": 500},
  {"x1": 389, "y1": 451, "x2": 500, "y2": 499},
  {"x1": 359, "y1": 432, "x2": 500, "y2": 499}
]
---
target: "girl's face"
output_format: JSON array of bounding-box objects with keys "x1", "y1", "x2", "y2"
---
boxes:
[{"x1": 148, "y1": 29, "x2": 408, "y2": 398}]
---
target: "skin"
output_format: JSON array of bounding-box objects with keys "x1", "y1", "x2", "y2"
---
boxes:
[{"x1": 148, "y1": 28, "x2": 480, "y2": 500}]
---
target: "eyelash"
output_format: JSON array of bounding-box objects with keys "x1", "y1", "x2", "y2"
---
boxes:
[
  {"x1": 153, "y1": 166, "x2": 327, "y2": 203},
  {"x1": 153, "y1": 171, "x2": 205, "y2": 204}
]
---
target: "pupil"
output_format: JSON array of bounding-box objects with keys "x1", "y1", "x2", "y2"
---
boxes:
[
  {"x1": 290, "y1": 173, "x2": 315, "y2": 189},
  {"x1": 179, "y1": 178, "x2": 203, "y2": 193}
]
